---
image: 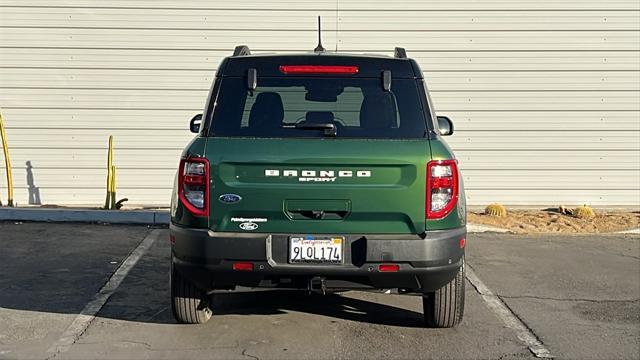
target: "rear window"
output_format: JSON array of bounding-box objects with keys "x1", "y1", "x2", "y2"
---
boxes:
[{"x1": 208, "y1": 77, "x2": 429, "y2": 138}]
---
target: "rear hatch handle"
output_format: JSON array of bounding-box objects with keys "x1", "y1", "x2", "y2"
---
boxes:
[{"x1": 288, "y1": 209, "x2": 348, "y2": 220}]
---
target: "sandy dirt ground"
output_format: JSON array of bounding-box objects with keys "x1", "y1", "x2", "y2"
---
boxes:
[{"x1": 468, "y1": 209, "x2": 639, "y2": 234}]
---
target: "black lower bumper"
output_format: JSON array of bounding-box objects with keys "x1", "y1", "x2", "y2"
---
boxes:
[{"x1": 170, "y1": 224, "x2": 466, "y2": 293}]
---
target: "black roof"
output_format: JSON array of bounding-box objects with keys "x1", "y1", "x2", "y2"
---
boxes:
[{"x1": 217, "y1": 52, "x2": 423, "y2": 79}]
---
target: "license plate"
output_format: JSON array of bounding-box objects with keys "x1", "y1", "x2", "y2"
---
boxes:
[{"x1": 289, "y1": 236, "x2": 343, "y2": 264}]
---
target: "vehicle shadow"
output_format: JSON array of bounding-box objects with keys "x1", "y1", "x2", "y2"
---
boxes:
[
  {"x1": 80, "y1": 239, "x2": 424, "y2": 327},
  {"x1": 104, "y1": 248, "x2": 425, "y2": 327},
  {"x1": 210, "y1": 290, "x2": 425, "y2": 328},
  {"x1": 0, "y1": 223, "x2": 423, "y2": 328}
]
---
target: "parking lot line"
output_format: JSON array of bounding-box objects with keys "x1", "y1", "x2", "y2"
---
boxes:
[
  {"x1": 46, "y1": 229, "x2": 161, "y2": 356},
  {"x1": 466, "y1": 265, "x2": 553, "y2": 359}
]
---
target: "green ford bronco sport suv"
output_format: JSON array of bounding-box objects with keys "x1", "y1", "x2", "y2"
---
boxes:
[{"x1": 170, "y1": 45, "x2": 466, "y2": 327}]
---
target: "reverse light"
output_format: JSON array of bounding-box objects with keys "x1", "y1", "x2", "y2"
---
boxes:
[
  {"x1": 279, "y1": 65, "x2": 359, "y2": 74},
  {"x1": 426, "y1": 159, "x2": 459, "y2": 219},
  {"x1": 178, "y1": 157, "x2": 209, "y2": 216}
]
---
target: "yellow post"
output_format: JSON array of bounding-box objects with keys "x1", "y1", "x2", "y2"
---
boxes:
[
  {"x1": 110, "y1": 165, "x2": 117, "y2": 210},
  {"x1": 0, "y1": 110, "x2": 14, "y2": 207},
  {"x1": 103, "y1": 136, "x2": 113, "y2": 209}
]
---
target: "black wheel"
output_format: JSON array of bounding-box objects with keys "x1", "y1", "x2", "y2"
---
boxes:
[
  {"x1": 423, "y1": 258, "x2": 465, "y2": 328},
  {"x1": 170, "y1": 262, "x2": 212, "y2": 324}
]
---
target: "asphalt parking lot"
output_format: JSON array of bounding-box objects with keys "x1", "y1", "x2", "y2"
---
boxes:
[{"x1": 0, "y1": 222, "x2": 638, "y2": 360}]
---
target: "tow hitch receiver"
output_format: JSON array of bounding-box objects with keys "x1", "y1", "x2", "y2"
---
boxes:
[{"x1": 309, "y1": 277, "x2": 327, "y2": 295}]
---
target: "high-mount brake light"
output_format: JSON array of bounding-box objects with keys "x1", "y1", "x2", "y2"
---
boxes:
[
  {"x1": 426, "y1": 159, "x2": 459, "y2": 219},
  {"x1": 279, "y1": 65, "x2": 359, "y2": 74},
  {"x1": 178, "y1": 157, "x2": 209, "y2": 217}
]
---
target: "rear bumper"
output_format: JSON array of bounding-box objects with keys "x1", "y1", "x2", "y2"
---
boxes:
[{"x1": 170, "y1": 224, "x2": 466, "y2": 292}]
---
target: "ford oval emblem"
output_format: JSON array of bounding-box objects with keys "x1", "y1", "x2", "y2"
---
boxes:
[
  {"x1": 219, "y1": 194, "x2": 242, "y2": 204},
  {"x1": 239, "y1": 222, "x2": 258, "y2": 231}
]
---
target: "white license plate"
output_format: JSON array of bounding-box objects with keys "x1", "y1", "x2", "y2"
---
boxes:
[{"x1": 289, "y1": 236, "x2": 343, "y2": 264}]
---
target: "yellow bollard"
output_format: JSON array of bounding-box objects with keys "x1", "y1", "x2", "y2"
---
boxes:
[
  {"x1": 110, "y1": 165, "x2": 117, "y2": 210},
  {"x1": 103, "y1": 136, "x2": 113, "y2": 209},
  {"x1": 0, "y1": 110, "x2": 14, "y2": 207}
]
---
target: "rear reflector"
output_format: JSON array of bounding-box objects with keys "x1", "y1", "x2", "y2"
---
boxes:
[
  {"x1": 378, "y1": 264, "x2": 400, "y2": 272},
  {"x1": 169, "y1": 234, "x2": 176, "y2": 244},
  {"x1": 232, "y1": 262, "x2": 254, "y2": 271},
  {"x1": 279, "y1": 65, "x2": 359, "y2": 74},
  {"x1": 459, "y1": 238, "x2": 466, "y2": 248}
]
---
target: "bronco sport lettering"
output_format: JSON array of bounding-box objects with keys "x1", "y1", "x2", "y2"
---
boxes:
[{"x1": 265, "y1": 169, "x2": 371, "y2": 182}]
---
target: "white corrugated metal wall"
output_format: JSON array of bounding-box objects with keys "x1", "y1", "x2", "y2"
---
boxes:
[{"x1": 0, "y1": 0, "x2": 639, "y2": 207}]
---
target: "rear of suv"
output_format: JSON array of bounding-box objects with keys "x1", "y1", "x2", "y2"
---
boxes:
[{"x1": 170, "y1": 45, "x2": 466, "y2": 327}]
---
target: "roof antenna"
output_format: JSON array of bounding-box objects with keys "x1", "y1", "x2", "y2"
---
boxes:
[{"x1": 314, "y1": 16, "x2": 326, "y2": 53}]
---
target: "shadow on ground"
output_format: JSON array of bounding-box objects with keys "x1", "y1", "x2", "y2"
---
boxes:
[
  {"x1": 0, "y1": 223, "x2": 423, "y2": 328},
  {"x1": 98, "y1": 230, "x2": 424, "y2": 327}
]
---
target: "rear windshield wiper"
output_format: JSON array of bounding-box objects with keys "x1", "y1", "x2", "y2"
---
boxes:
[{"x1": 283, "y1": 122, "x2": 337, "y2": 136}]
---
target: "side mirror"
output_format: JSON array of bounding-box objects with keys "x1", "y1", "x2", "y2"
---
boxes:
[
  {"x1": 437, "y1": 116, "x2": 454, "y2": 136},
  {"x1": 189, "y1": 114, "x2": 203, "y2": 133}
]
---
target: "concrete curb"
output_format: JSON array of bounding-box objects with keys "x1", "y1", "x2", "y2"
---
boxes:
[
  {"x1": 0, "y1": 208, "x2": 170, "y2": 225},
  {"x1": 2, "y1": 208, "x2": 637, "y2": 235},
  {"x1": 616, "y1": 228, "x2": 640, "y2": 234},
  {"x1": 466, "y1": 223, "x2": 512, "y2": 233},
  {"x1": 2, "y1": 208, "x2": 502, "y2": 231}
]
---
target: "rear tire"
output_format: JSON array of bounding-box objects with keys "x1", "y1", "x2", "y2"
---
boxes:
[
  {"x1": 170, "y1": 262, "x2": 212, "y2": 324},
  {"x1": 423, "y1": 257, "x2": 465, "y2": 328}
]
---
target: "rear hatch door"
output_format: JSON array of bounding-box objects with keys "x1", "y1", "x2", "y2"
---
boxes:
[{"x1": 207, "y1": 138, "x2": 430, "y2": 234}]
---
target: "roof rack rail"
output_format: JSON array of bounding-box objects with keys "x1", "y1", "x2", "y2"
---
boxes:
[
  {"x1": 232, "y1": 45, "x2": 251, "y2": 57},
  {"x1": 394, "y1": 47, "x2": 407, "y2": 59}
]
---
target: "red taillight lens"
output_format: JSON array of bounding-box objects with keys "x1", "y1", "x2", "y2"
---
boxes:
[
  {"x1": 279, "y1": 65, "x2": 359, "y2": 74},
  {"x1": 426, "y1": 159, "x2": 459, "y2": 219},
  {"x1": 378, "y1": 264, "x2": 400, "y2": 272},
  {"x1": 178, "y1": 157, "x2": 209, "y2": 217},
  {"x1": 232, "y1": 262, "x2": 254, "y2": 271}
]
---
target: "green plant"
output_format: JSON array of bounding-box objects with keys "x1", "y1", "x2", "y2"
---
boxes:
[
  {"x1": 484, "y1": 203, "x2": 507, "y2": 217},
  {"x1": 573, "y1": 205, "x2": 596, "y2": 219}
]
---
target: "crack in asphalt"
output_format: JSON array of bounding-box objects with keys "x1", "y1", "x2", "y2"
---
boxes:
[
  {"x1": 497, "y1": 352, "x2": 535, "y2": 360},
  {"x1": 616, "y1": 254, "x2": 640, "y2": 260},
  {"x1": 241, "y1": 348, "x2": 260, "y2": 360},
  {"x1": 145, "y1": 306, "x2": 169, "y2": 321},
  {"x1": 496, "y1": 295, "x2": 640, "y2": 303}
]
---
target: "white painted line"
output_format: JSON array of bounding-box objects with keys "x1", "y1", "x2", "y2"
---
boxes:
[
  {"x1": 466, "y1": 266, "x2": 553, "y2": 358},
  {"x1": 47, "y1": 229, "x2": 161, "y2": 355}
]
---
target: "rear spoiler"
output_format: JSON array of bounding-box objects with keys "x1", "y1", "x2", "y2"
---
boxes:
[{"x1": 230, "y1": 45, "x2": 408, "y2": 59}]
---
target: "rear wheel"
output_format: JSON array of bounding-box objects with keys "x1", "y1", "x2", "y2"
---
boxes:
[
  {"x1": 170, "y1": 262, "x2": 212, "y2": 324},
  {"x1": 422, "y1": 258, "x2": 465, "y2": 328}
]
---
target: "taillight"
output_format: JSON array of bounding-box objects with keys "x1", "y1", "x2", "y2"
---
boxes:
[
  {"x1": 426, "y1": 159, "x2": 459, "y2": 219},
  {"x1": 279, "y1": 65, "x2": 359, "y2": 74},
  {"x1": 178, "y1": 157, "x2": 209, "y2": 216}
]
